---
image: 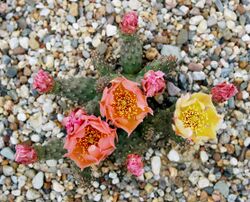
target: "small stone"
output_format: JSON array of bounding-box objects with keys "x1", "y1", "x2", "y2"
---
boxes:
[
  {"x1": 200, "y1": 151, "x2": 208, "y2": 163},
  {"x1": 0, "y1": 147, "x2": 15, "y2": 160},
  {"x1": 224, "y1": 8, "x2": 237, "y2": 21},
  {"x1": 19, "y1": 37, "x2": 29, "y2": 49},
  {"x1": 214, "y1": 181, "x2": 229, "y2": 197},
  {"x1": 219, "y1": 134, "x2": 230, "y2": 144},
  {"x1": 17, "y1": 17, "x2": 27, "y2": 29},
  {"x1": 40, "y1": 8, "x2": 50, "y2": 16},
  {"x1": 167, "y1": 149, "x2": 180, "y2": 162},
  {"x1": 9, "y1": 37, "x2": 19, "y2": 49},
  {"x1": 128, "y1": 0, "x2": 141, "y2": 10},
  {"x1": 29, "y1": 38, "x2": 40, "y2": 50},
  {"x1": 192, "y1": 72, "x2": 206, "y2": 80},
  {"x1": 230, "y1": 157, "x2": 238, "y2": 166},
  {"x1": 46, "y1": 159, "x2": 57, "y2": 167},
  {"x1": 12, "y1": 47, "x2": 26, "y2": 55},
  {"x1": 31, "y1": 134, "x2": 40, "y2": 142},
  {"x1": 92, "y1": 36, "x2": 101, "y2": 48},
  {"x1": 69, "y1": 3, "x2": 78, "y2": 16},
  {"x1": 52, "y1": 181, "x2": 64, "y2": 192},
  {"x1": 197, "y1": 20, "x2": 207, "y2": 33},
  {"x1": 177, "y1": 29, "x2": 188, "y2": 45},
  {"x1": 146, "y1": 48, "x2": 158, "y2": 60},
  {"x1": 17, "y1": 113, "x2": 27, "y2": 122},
  {"x1": 94, "y1": 193, "x2": 102, "y2": 201},
  {"x1": 198, "y1": 177, "x2": 210, "y2": 189},
  {"x1": 207, "y1": 16, "x2": 217, "y2": 27},
  {"x1": 189, "y1": 171, "x2": 203, "y2": 185},
  {"x1": 188, "y1": 63, "x2": 203, "y2": 71},
  {"x1": 167, "y1": 82, "x2": 181, "y2": 96},
  {"x1": 26, "y1": 189, "x2": 41, "y2": 200},
  {"x1": 161, "y1": 45, "x2": 181, "y2": 61},
  {"x1": 106, "y1": 24, "x2": 117, "y2": 37},
  {"x1": 32, "y1": 172, "x2": 44, "y2": 189},
  {"x1": 3, "y1": 165, "x2": 14, "y2": 176},
  {"x1": 151, "y1": 156, "x2": 161, "y2": 175},
  {"x1": 215, "y1": 0, "x2": 223, "y2": 12},
  {"x1": 245, "y1": 150, "x2": 250, "y2": 160},
  {"x1": 145, "y1": 183, "x2": 154, "y2": 193},
  {"x1": 66, "y1": 15, "x2": 76, "y2": 24},
  {"x1": 189, "y1": 15, "x2": 204, "y2": 25},
  {"x1": 6, "y1": 67, "x2": 18, "y2": 78}
]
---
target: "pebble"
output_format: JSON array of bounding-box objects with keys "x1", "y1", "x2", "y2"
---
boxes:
[
  {"x1": 167, "y1": 149, "x2": 180, "y2": 162},
  {"x1": 31, "y1": 134, "x2": 40, "y2": 142},
  {"x1": 167, "y1": 82, "x2": 181, "y2": 96},
  {"x1": 214, "y1": 181, "x2": 229, "y2": 197},
  {"x1": 6, "y1": 67, "x2": 18, "y2": 78},
  {"x1": 19, "y1": 37, "x2": 29, "y2": 49},
  {"x1": 40, "y1": 8, "x2": 50, "y2": 16},
  {"x1": 26, "y1": 189, "x2": 41, "y2": 200},
  {"x1": 106, "y1": 24, "x2": 117, "y2": 37},
  {"x1": 192, "y1": 72, "x2": 206, "y2": 80},
  {"x1": 52, "y1": 180, "x2": 65, "y2": 192},
  {"x1": 145, "y1": 48, "x2": 158, "y2": 60},
  {"x1": 189, "y1": 16, "x2": 204, "y2": 25},
  {"x1": 151, "y1": 156, "x2": 161, "y2": 175},
  {"x1": 9, "y1": 37, "x2": 19, "y2": 49},
  {"x1": 69, "y1": 3, "x2": 78, "y2": 16},
  {"x1": 46, "y1": 159, "x2": 57, "y2": 167},
  {"x1": 188, "y1": 63, "x2": 203, "y2": 71},
  {"x1": 177, "y1": 29, "x2": 188, "y2": 45},
  {"x1": 94, "y1": 193, "x2": 102, "y2": 201},
  {"x1": 66, "y1": 15, "x2": 76, "y2": 24},
  {"x1": 3, "y1": 165, "x2": 14, "y2": 176},
  {"x1": 200, "y1": 151, "x2": 208, "y2": 163},
  {"x1": 198, "y1": 177, "x2": 210, "y2": 189},
  {"x1": 17, "y1": 113, "x2": 27, "y2": 122},
  {"x1": 128, "y1": 0, "x2": 141, "y2": 10},
  {"x1": 0, "y1": 147, "x2": 15, "y2": 160},
  {"x1": 197, "y1": 20, "x2": 207, "y2": 34},
  {"x1": 161, "y1": 45, "x2": 181, "y2": 61},
  {"x1": 230, "y1": 157, "x2": 238, "y2": 166},
  {"x1": 189, "y1": 171, "x2": 203, "y2": 185},
  {"x1": 32, "y1": 172, "x2": 44, "y2": 189},
  {"x1": 29, "y1": 38, "x2": 40, "y2": 50},
  {"x1": 224, "y1": 9, "x2": 237, "y2": 21}
]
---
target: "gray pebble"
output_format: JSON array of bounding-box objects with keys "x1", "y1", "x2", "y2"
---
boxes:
[
  {"x1": 214, "y1": 181, "x2": 229, "y2": 197},
  {"x1": 66, "y1": 15, "x2": 76, "y2": 24},
  {"x1": 6, "y1": 67, "x2": 17, "y2": 78},
  {"x1": 0, "y1": 147, "x2": 15, "y2": 160}
]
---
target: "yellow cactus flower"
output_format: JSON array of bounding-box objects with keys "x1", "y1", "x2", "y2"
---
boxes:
[{"x1": 172, "y1": 93, "x2": 222, "y2": 143}]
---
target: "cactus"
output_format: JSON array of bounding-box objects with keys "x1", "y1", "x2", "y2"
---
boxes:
[
  {"x1": 138, "y1": 55, "x2": 178, "y2": 77},
  {"x1": 92, "y1": 51, "x2": 114, "y2": 76},
  {"x1": 34, "y1": 139, "x2": 66, "y2": 160},
  {"x1": 120, "y1": 35, "x2": 143, "y2": 74},
  {"x1": 52, "y1": 77, "x2": 97, "y2": 104}
]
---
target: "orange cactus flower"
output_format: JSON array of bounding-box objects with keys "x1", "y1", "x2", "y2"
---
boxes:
[
  {"x1": 64, "y1": 115, "x2": 117, "y2": 170},
  {"x1": 100, "y1": 77, "x2": 153, "y2": 135},
  {"x1": 172, "y1": 93, "x2": 222, "y2": 143}
]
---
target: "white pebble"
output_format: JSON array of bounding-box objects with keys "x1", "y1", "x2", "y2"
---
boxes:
[
  {"x1": 244, "y1": 137, "x2": 250, "y2": 147},
  {"x1": 189, "y1": 15, "x2": 204, "y2": 25},
  {"x1": 151, "y1": 156, "x2": 161, "y2": 175},
  {"x1": 17, "y1": 113, "x2": 27, "y2": 122},
  {"x1": 9, "y1": 37, "x2": 19, "y2": 49},
  {"x1": 52, "y1": 181, "x2": 64, "y2": 192},
  {"x1": 32, "y1": 172, "x2": 44, "y2": 189},
  {"x1": 106, "y1": 24, "x2": 117, "y2": 37},
  {"x1": 200, "y1": 151, "x2": 209, "y2": 163},
  {"x1": 198, "y1": 177, "x2": 210, "y2": 188},
  {"x1": 230, "y1": 157, "x2": 238, "y2": 166},
  {"x1": 167, "y1": 149, "x2": 180, "y2": 162},
  {"x1": 19, "y1": 37, "x2": 29, "y2": 49}
]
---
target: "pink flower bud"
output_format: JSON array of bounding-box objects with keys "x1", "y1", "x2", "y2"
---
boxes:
[
  {"x1": 142, "y1": 70, "x2": 166, "y2": 97},
  {"x1": 33, "y1": 69, "x2": 54, "y2": 93},
  {"x1": 211, "y1": 82, "x2": 238, "y2": 103},
  {"x1": 126, "y1": 154, "x2": 144, "y2": 177},
  {"x1": 15, "y1": 144, "x2": 38, "y2": 165},
  {"x1": 120, "y1": 11, "x2": 138, "y2": 35}
]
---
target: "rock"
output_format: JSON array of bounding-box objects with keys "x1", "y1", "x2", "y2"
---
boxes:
[
  {"x1": 29, "y1": 38, "x2": 39, "y2": 50},
  {"x1": 145, "y1": 183, "x2": 154, "y2": 193},
  {"x1": 165, "y1": 0, "x2": 177, "y2": 9},
  {"x1": 52, "y1": 180, "x2": 64, "y2": 192},
  {"x1": 167, "y1": 82, "x2": 181, "y2": 96},
  {"x1": 28, "y1": 112, "x2": 43, "y2": 133},
  {"x1": 0, "y1": 147, "x2": 15, "y2": 160},
  {"x1": 94, "y1": 193, "x2": 102, "y2": 201},
  {"x1": 128, "y1": 0, "x2": 141, "y2": 10},
  {"x1": 198, "y1": 177, "x2": 210, "y2": 189},
  {"x1": 179, "y1": 5, "x2": 189, "y2": 15},
  {"x1": 244, "y1": 137, "x2": 250, "y2": 147},
  {"x1": 45, "y1": 55, "x2": 54, "y2": 69},
  {"x1": 19, "y1": 37, "x2": 29, "y2": 49},
  {"x1": 106, "y1": 3, "x2": 114, "y2": 14},
  {"x1": 92, "y1": 36, "x2": 101, "y2": 48},
  {"x1": 40, "y1": 8, "x2": 50, "y2": 16},
  {"x1": 66, "y1": 15, "x2": 76, "y2": 24},
  {"x1": 229, "y1": 157, "x2": 238, "y2": 166},
  {"x1": 224, "y1": 8, "x2": 237, "y2": 21},
  {"x1": 17, "y1": 17, "x2": 27, "y2": 29},
  {"x1": 46, "y1": 159, "x2": 57, "y2": 167},
  {"x1": 219, "y1": 134, "x2": 230, "y2": 144},
  {"x1": 215, "y1": 0, "x2": 223, "y2": 12},
  {"x1": 195, "y1": 0, "x2": 205, "y2": 8},
  {"x1": 69, "y1": 3, "x2": 78, "y2": 16},
  {"x1": 189, "y1": 15, "x2": 204, "y2": 25},
  {"x1": 17, "y1": 112, "x2": 27, "y2": 122},
  {"x1": 197, "y1": 20, "x2": 207, "y2": 33},
  {"x1": 6, "y1": 67, "x2": 18, "y2": 78},
  {"x1": 192, "y1": 72, "x2": 206, "y2": 80},
  {"x1": 3, "y1": 165, "x2": 14, "y2": 176},
  {"x1": 12, "y1": 47, "x2": 26, "y2": 55},
  {"x1": 200, "y1": 151, "x2": 208, "y2": 163},
  {"x1": 106, "y1": 24, "x2": 117, "y2": 37},
  {"x1": 188, "y1": 63, "x2": 203, "y2": 71},
  {"x1": 151, "y1": 156, "x2": 161, "y2": 175},
  {"x1": 26, "y1": 189, "x2": 41, "y2": 200},
  {"x1": 9, "y1": 37, "x2": 19, "y2": 49},
  {"x1": 31, "y1": 134, "x2": 40, "y2": 142},
  {"x1": 145, "y1": 48, "x2": 158, "y2": 60},
  {"x1": 207, "y1": 16, "x2": 217, "y2": 27},
  {"x1": 214, "y1": 181, "x2": 229, "y2": 197},
  {"x1": 167, "y1": 149, "x2": 180, "y2": 162},
  {"x1": 189, "y1": 171, "x2": 203, "y2": 185},
  {"x1": 32, "y1": 172, "x2": 44, "y2": 189},
  {"x1": 161, "y1": 45, "x2": 181, "y2": 61},
  {"x1": 177, "y1": 29, "x2": 188, "y2": 45}
]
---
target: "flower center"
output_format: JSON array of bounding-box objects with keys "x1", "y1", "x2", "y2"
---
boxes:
[
  {"x1": 75, "y1": 125, "x2": 106, "y2": 153},
  {"x1": 112, "y1": 85, "x2": 140, "y2": 119},
  {"x1": 180, "y1": 104, "x2": 208, "y2": 134}
]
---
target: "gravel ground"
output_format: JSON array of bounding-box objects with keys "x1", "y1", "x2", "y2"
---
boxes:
[{"x1": 0, "y1": 0, "x2": 250, "y2": 202}]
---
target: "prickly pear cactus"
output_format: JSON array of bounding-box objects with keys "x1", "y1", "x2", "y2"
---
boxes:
[
  {"x1": 53, "y1": 77, "x2": 97, "y2": 104},
  {"x1": 120, "y1": 35, "x2": 143, "y2": 74}
]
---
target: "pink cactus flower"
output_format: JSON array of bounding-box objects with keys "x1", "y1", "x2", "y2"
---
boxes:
[
  {"x1": 126, "y1": 154, "x2": 144, "y2": 177},
  {"x1": 64, "y1": 115, "x2": 117, "y2": 170},
  {"x1": 62, "y1": 108, "x2": 87, "y2": 135},
  {"x1": 211, "y1": 82, "x2": 238, "y2": 103},
  {"x1": 15, "y1": 144, "x2": 38, "y2": 165},
  {"x1": 142, "y1": 70, "x2": 166, "y2": 97},
  {"x1": 120, "y1": 11, "x2": 138, "y2": 35},
  {"x1": 33, "y1": 69, "x2": 54, "y2": 93}
]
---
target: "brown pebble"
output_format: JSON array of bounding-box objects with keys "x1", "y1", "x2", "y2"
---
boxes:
[
  {"x1": 20, "y1": 76, "x2": 28, "y2": 84},
  {"x1": 236, "y1": 91, "x2": 243, "y2": 100},
  {"x1": 12, "y1": 47, "x2": 26, "y2": 55},
  {"x1": 23, "y1": 67, "x2": 31, "y2": 76},
  {"x1": 188, "y1": 63, "x2": 204, "y2": 71},
  {"x1": 187, "y1": 194, "x2": 197, "y2": 202},
  {"x1": 213, "y1": 153, "x2": 221, "y2": 161},
  {"x1": 247, "y1": 82, "x2": 250, "y2": 92},
  {"x1": 237, "y1": 4, "x2": 245, "y2": 15},
  {"x1": 245, "y1": 149, "x2": 250, "y2": 160},
  {"x1": 239, "y1": 60, "x2": 248, "y2": 69},
  {"x1": 225, "y1": 144, "x2": 235, "y2": 154},
  {"x1": 153, "y1": 36, "x2": 169, "y2": 44},
  {"x1": 200, "y1": 191, "x2": 208, "y2": 202},
  {"x1": 203, "y1": 58, "x2": 211, "y2": 67},
  {"x1": 145, "y1": 47, "x2": 159, "y2": 60}
]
